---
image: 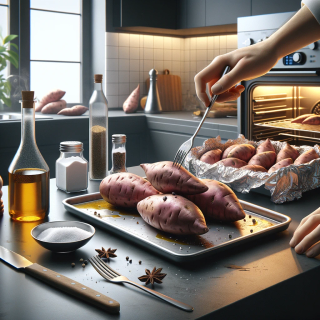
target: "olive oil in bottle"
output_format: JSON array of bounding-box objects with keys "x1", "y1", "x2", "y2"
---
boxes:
[{"x1": 8, "y1": 91, "x2": 50, "y2": 222}]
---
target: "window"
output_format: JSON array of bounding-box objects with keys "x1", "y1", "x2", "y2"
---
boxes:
[
  {"x1": 0, "y1": 0, "x2": 9, "y2": 79},
  {"x1": 30, "y1": 0, "x2": 81, "y2": 103}
]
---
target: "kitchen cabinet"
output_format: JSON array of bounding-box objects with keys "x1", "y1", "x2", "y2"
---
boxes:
[
  {"x1": 252, "y1": 0, "x2": 301, "y2": 15},
  {"x1": 185, "y1": 0, "x2": 206, "y2": 29}
]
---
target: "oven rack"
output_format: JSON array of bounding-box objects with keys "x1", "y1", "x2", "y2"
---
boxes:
[{"x1": 254, "y1": 119, "x2": 320, "y2": 135}]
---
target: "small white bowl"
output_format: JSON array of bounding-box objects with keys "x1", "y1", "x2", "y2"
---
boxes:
[{"x1": 31, "y1": 221, "x2": 95, "y2": 253}]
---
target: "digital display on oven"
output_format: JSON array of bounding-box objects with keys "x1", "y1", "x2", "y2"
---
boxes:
[{"x1": 283, "y1": 52, "x2": 306, "y2": 65}]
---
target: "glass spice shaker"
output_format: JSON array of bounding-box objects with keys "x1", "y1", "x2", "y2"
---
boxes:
[{"x1": 109, "y1": 134, "x2": 127, "y2": 174}]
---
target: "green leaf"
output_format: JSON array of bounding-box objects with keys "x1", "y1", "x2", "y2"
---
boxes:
[
  {"x1": 0, "y1": 47, "x2": 5, "y2": 53},
  {"x1": 7, "y1": 50, "x2": 19, "y2": 61},
  {"x1": 2, "y1": 96, "x2": 11, "y2": 107},
  {"x1": 2, "y1": 53, "x2": 18, "y2": 68},
  {"x1": 3, "y1": 34, "x2": 18, "y2": 44},
  {"x1": 9, "y1": 43, "x2": 19, "y2": 51}
]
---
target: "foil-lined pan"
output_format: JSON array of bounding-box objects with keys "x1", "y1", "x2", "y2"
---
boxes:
[{"x1": 185, "y1": 135, "x2": 320, "y2": 204}]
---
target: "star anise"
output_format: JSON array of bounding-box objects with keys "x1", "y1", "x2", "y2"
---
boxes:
[
  {"x1": 95, "y1": 247, "x2": 117, "y2": 259},
  {"x1": 138, "y1": 267, "x2": 167, "y2": 285}
]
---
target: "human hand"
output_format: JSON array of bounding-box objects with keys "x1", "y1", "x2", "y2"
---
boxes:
[
  {"x1": 289, "y1": 207, "x2": 320, "y2": 258},
  {"x1": 194, "y1": 40, "x2": 279, "y2": 107}
]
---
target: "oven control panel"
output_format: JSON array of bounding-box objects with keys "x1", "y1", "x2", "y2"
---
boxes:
[{"x1": 283, "y1": 52, "x2": 306, "y2": 65}]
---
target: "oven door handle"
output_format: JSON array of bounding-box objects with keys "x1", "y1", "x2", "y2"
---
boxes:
[{"x1": 265, "y1": 71, "x2": 318, "y2": 76}]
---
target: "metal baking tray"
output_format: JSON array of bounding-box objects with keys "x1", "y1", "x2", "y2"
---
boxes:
[{"x1": 63, "y1": 193, "x2": 291, "y2": 262}]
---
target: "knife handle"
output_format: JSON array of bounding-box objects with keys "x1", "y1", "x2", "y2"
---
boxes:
[{"x1": 25, "y1": 263, "x2": 120, "y2": 314}]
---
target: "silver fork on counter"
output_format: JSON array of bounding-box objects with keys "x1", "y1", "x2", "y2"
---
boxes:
[
  {"x1": 173, "y1": 65, "x2": 230, "y2": 168},
  {"x1": 89, "y1": 256, "x2": 193, "y2": 312}
]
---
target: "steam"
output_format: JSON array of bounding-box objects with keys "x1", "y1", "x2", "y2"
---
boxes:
[{"x1": 7, "y1": 69, "x2": 31, "y2": 102}]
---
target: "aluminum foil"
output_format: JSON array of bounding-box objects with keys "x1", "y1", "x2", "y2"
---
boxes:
[{"x1": 185, "y1": 135, "x2": 320, "y2": 204}]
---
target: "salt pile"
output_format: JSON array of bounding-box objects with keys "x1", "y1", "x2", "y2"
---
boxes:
[{"x1": 37, "y1": 227, "x2": 92, "y2": 242}]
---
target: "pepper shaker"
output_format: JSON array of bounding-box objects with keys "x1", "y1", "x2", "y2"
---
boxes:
[
  {"x1": 144, "y1": 69, "x2": 162, "y2": 114},
  {"x1": 109, "y1": 134, "x2": 127, "y2": 174}
]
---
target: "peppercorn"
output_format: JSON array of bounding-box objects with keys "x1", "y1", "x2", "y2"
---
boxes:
[
  {"x1": 172, "y1": 192, "x2": 176, "y2": 195},
  {"x1": 94, "y1": 211, "x2": 97, "y2": 215},
  {"x1": 71, "y1": 263, "x2": 75, "y2": 267},
  {"x1": 243, "y1": 218, "x2": 246, "y2": 222},
  {"x1": 84, "y1": 260, "x2": 88, "y2": 265},
  {"x1": 250, "y1": 229, "x2": 253, "y2": 233},
  {"x1": 139, "y1": 260, "x2": 142, "y2": 265},
  {"x1": 252, "y1": 219, "x2": 256, "y2": 224},
  {"x1": 80, "y1": 258, "x2": 84, "y2": 262},
  {"x1": 249, "y1": 215, "x2": 251, "y2": 218},
  {"x1": 82, "y1": 263, "x2": 85, "y2": 268},
  {"x1": 129, "y1": 259, "x2": 132, "y2": 263},
  {"x1": 137, "y1": 221, "x2": 139, "y2": 224},
  {"x1": 163, "y1": 196, "x2": 167, "y2": 201},
  {"x1": 126, "y1": 256, "x2": 129, "y2": 261},
  {"x1": 229, "y1": 234, "x2": 232, "y2": 239}
]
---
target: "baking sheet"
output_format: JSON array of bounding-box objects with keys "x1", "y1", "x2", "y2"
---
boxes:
[{"x1": 63, "y1": 193, "x2": 291, "y2": 262}]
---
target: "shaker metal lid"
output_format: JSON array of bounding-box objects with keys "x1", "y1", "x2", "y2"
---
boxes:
[
  {"x1": 60, "y1": 141, "x2": 83, "y2": 152},
  {"x1": 112, "y1": 134, "x2": 126, "y2": 143}
]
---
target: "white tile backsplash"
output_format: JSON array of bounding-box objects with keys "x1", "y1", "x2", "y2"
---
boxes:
[{"x1": 106, "y1": 32, "x2": 237, "y2": 108}]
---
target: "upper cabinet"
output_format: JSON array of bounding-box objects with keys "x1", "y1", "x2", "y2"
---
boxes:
[
  {"x1": 185, "y1": 0, "x2": 206, "y2": 29},
  {"x1": 252, "y1": 0, "x2": 301, "y2": 15}
]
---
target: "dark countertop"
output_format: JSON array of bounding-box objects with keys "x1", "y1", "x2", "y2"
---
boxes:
[{"x1": 1, "y1": 167, "x2": 319, "y2": 320}]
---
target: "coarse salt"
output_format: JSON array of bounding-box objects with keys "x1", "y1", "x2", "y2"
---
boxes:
[{"x1": 37, "y1": 227, "x2": 92, "y2": 243}]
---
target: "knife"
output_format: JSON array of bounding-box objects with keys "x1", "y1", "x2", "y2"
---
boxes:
[{"x1": 0, "y1": 246, "x2": 120, "y2": 314}]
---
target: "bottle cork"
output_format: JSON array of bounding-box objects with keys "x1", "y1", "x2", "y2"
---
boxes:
[
  {"x1": 94, "y1": 74, "x2": 103, "y2": 83},
  {"x1": 21, "y1": 91, "x2": 35, "y2": 108}
]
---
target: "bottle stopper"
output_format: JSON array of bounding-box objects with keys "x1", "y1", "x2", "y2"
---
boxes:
[
  {"x1": 94, "y1": 74, "x2": 103, "y2": 83},
  {"x1": 21, "y1": 91, "x2": 35, "y2": 108}
]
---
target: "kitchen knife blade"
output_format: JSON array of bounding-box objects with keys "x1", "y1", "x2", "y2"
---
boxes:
[{"x1": 0, "y1": 246, "x2": 120, "y2": 314}]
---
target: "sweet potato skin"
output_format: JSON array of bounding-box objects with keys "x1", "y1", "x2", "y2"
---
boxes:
[
  {"x1": 137, "y1": 194, "x2": 208, "y2": 235},
  {"x1": 200, "y1": 149, "x2": 222, "y2": 164},
  {"x1": 240, "y1": 165, "x2": 267, "y2": 172},
  {"x1": 248, "y1": 151, "x2": 276, "y2": 169},
  {"x1": 123, "y1": 84, "x2": 140, "y2": 113},
  {"x1": 58, "y1": 105, "x2": 88, "y2": 116},
  {"x1": 257, "y1": 138, "x2": 275, "y2": 154},
  {"x1": 227, "y1": 144, "x2": 256, "y2": 162},
  {"x1": 222, "y1": 145, "x2": 236, "y2": 159},
  {"x1": 268, "y1": 158, "x2": 293, "y2": 173},
  {"x1": 276, "y1": 143, "x2": 300, "y2": 162},
  {"x1": 187, "y1": 179, "x2": 245, "y2": 222},
  {"x1": 35, "y1": 89, "x2": 66, "y2": 112},
  {"x1": 41, "y1": 100, "x2": 67, "y2": 114},
  {"x1": 100, "y1": 172, "x2": 160, "y2": 208},
  {"x1": 217, "y1": 157, "x2": 247, "y2": 168},
  {"x1": 291, "y1": 114, "x2": 314, "y2": 123},
  {"x1": 140, "y1": 161, "x2": 208, "y2": 195},
  {"x1": 302, "y1": 115, "x2": 320, "y2": 125},
  {"x1": 294, "y1": 149, "x2": 319, "y2": 165}
]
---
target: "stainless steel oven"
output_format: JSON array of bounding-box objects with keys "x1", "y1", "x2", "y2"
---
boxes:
[{"x1": 237, "y1": 12, "x2": 320, "y2": 145}]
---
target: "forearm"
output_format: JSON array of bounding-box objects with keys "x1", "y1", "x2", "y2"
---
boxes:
[{"x1": 268, "y1": 5, "x2": 320, "y2": 58}]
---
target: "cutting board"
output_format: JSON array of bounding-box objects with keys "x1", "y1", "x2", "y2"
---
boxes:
[{"x1": 146, "y1": 69, "x2": 182, "y2": 111}]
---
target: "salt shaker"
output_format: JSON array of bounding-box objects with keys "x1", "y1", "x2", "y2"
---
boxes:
[
  {"x1": 109, "y1": 134, "x2": 127, "y2": 174},
  {"x1": 56, "y1": 141, "x2": 88, "y2": 193},
  {"x1": 144, "y1": 69, "x2": 162, "y2": 114}
]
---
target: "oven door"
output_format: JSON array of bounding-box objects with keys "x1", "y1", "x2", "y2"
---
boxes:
[{"x1": 239, "y1": 71, "x2": 320, "y2": 145}]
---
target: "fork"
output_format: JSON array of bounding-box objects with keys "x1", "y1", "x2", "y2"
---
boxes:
[
  {"x1": 173, "y1": 66, "x2": 231, "y2": 168},
  {"x1": 89, "y1": 256, "x2": 194, "y2": 312}
]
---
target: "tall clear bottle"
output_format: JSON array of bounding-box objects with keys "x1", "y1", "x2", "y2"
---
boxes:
[
  {"x1": 8, "y1": 91, "x2": 50, "y2": 222},
  {"x1": 89, "y1": 74, "x2": 108, "y2": 180}
]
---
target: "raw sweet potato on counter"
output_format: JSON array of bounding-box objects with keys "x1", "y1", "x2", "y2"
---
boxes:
[
  {"x1": 123, "y1": 84, "x2": 140, "y2": 113},
  {"x1": 41, "y1": 100, "x2": 67, "y2": 114},
  {"x1": 58, "y1": 105, "x2": 88, "y2": 116},
  {"x1": 200, "y1": 149, "x2": 222, "y2": 164},
  {"x1": 137, "y1": 194, "x2": 208, "y2": 235},
  {"x1": 216, "y1": 158, "x2": 247, "y2": 168},
  {"x1": 240, "y1": 165, "x2": 267, "y2": 172},
  {"x1": 100, "y1": 172, "x2": 160, "y2": 208},
  {"x1": 268, "y1": 158, "x2": 293, "y2": 173},
  {"x1": 187, "y1": 179, "x2": 245, "y2": 222},
  {"x1": 248, "y1": 151, "x2": 276, "y2": 169},
  {"x1": 222, "y1": 145, "x2": 236, "y2": 159},
  {"x1": 227, "y1": 144, "x2": 256, "y2": 162},
  {"x1": 256, "y1": 138, "x2": 275, "y2": 154},
  {"x1": 291, "y1": 114, "x2": 314, "y2": 123},
  {"x1": 294, "y1": 149, "x2": 319, "y2": 165},
  {"x1": 302, "y1": 115, "x2": 320, "y2": 125},
  {"x1": 140, "y1": 161, "x2": 208, "y2": 195},
  {"x1": 35, "y1": 89, "x2": 66, "y2": 112},
  {"x1": 276, "y1": 143, "x2": 300, "y2": 162}
]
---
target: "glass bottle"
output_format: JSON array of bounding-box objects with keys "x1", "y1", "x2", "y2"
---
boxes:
[
  {"x1": 8, "y1": 91, "x2": 50, "y2": 222},
  {"x1": 109, "y1": 134, "x2": 127, "y2": 174},
  {"x1": 89, "y1": 74, "x2": 108, "y2": 180},
  {"x1": 56, "y1": 141, "x2": 88, "y2": 193}
]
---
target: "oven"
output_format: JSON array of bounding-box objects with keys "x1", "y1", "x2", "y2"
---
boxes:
[{"x1": 237, "y1": 12, "x2": 320, "y2": 146}]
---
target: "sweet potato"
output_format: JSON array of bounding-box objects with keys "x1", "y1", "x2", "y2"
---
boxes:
[
  {"x1": 137, "y1": 194, "x2": 208, "y2": 235},
  {"x1": 217, "y1": 158, "x2": 247, "y2": 168},
  {"x1": 35, "y1": 89, "x2": 66, "y2": 112},
  {"x1": 187, "y1": 179, "x2": 245, "y2": 222},
  {"x1": 41, "y1": 100, "x2": 67, "y2": 114},
  {"x1": 268, "y1": 158, "x2": 293, "y2": 173},
  {"x1": 291, "y1": 114, "x2": 314, "y2": 123},
  {"x1": 140, "y1": 161, "x2": 208, "y2": 195},
  {"x1": 294, "y1": 149, "x2": 319, "y2": 165},
  {"x1": 0, "y1": 175, "x2": 3, "y2": 189},
  {"x1": 222, "y1": 145, "x2": 236, "y2": 159},
  {"x1": 58, "y1": 105, "x2": 88, "y2": 116},
  {"x1": 227, "y1": 144, "x2": 255, "y2": 162},
  {"x1": 248, "y1": 151, "x2": 276, "y2": 169},
  {"x1": 200, "y1": 149, "x2": 222, "y2": 164},
  {"x1": 240, "y1": 165, "x2": 267, "y2": 172},
  {"x1": 276, "y1": 143, "x2": 299, "y2": 162},
  {"x1": 257, "y1": 138, "x2": 275, "y2": 154},
  {"x1": 302, "y1": 115, "x2": 320, "y2": 125},
  {"x1": 123, "y1": 84, "x2": 140, "y2": 113},
  {"x1": 100, "y1": 172, "x2": 160, "y2": 208}
]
